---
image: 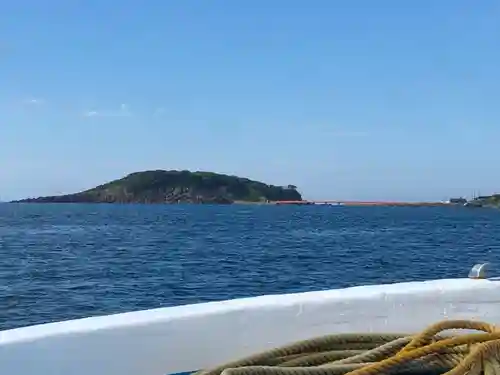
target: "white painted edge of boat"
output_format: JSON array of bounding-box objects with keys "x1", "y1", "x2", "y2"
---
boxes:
[{"x1": 2, "y1": 277, "x2": 498, "y2": 345}]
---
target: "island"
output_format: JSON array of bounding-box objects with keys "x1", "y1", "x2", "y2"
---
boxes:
[
  {"x1": 12, "y1": 170, "x2": 303, "y2": 204},
  {"x1": 464, "y1": 194, "x2": 500, "y2": 208}
]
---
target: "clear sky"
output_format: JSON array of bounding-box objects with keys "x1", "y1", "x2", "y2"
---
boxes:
[{"x1": 1, "y1": 1, "x2": 499, "y2": 201}]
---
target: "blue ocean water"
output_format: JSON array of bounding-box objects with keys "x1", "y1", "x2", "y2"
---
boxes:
[{"x1": 0, "y1": 203, "x2": 499, "y2": 331}]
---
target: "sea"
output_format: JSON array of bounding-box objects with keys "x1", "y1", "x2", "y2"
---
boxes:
[{"x1": 0, "y1": 203, "x2": 499, "y2": 331}]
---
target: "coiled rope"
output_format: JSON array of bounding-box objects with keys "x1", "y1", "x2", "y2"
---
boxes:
[{"x1": 195, "y1": 320, "x2": 500, "y2": 375}]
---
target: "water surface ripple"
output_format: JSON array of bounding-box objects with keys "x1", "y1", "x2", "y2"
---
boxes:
[{"x1": 0, "y1": 204, "x2": 498, "y2": 331}]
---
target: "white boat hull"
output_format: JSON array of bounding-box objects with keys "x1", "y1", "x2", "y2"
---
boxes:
[{"x1": 1, "y1": 278, "x2": 500, "y2": 375}]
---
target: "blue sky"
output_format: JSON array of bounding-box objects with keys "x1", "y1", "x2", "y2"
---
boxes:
[{"x1": 1, "y1": 0, "x2": 499, "y2": 201}]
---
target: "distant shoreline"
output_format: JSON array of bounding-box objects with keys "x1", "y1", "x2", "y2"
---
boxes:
[
  {"x1": 6, "y1": 200, "x2": 478, "y2": 208},
  {"x1": 268, "y1": 200, "x2": 456, "y2": 207}
]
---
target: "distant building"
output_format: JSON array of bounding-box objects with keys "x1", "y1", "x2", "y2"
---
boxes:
[{"x1": 448, "y1": 197, "x2": 467, "y2": 204}]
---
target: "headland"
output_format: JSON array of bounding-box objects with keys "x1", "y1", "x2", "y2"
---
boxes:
[
  {"x1": 10, "y1": 169, "x2": 500, "y2": 208},
  {"x1": 11, "y1": 170, "x2": 302, "y2": 204}
]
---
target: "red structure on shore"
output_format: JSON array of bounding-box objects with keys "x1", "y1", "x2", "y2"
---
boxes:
[{"x1": 274, "y1": 200, "x2": 448, "y2": 207}]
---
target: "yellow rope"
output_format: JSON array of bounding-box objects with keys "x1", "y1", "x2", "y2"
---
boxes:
[{"x1": 195, "y1": 320, "x2": 500, "y2": 375}]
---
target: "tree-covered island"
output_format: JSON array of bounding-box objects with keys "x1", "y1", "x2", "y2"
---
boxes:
[{"x1": 12, "y1": 170, "x2": 302, "y2": 204}]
